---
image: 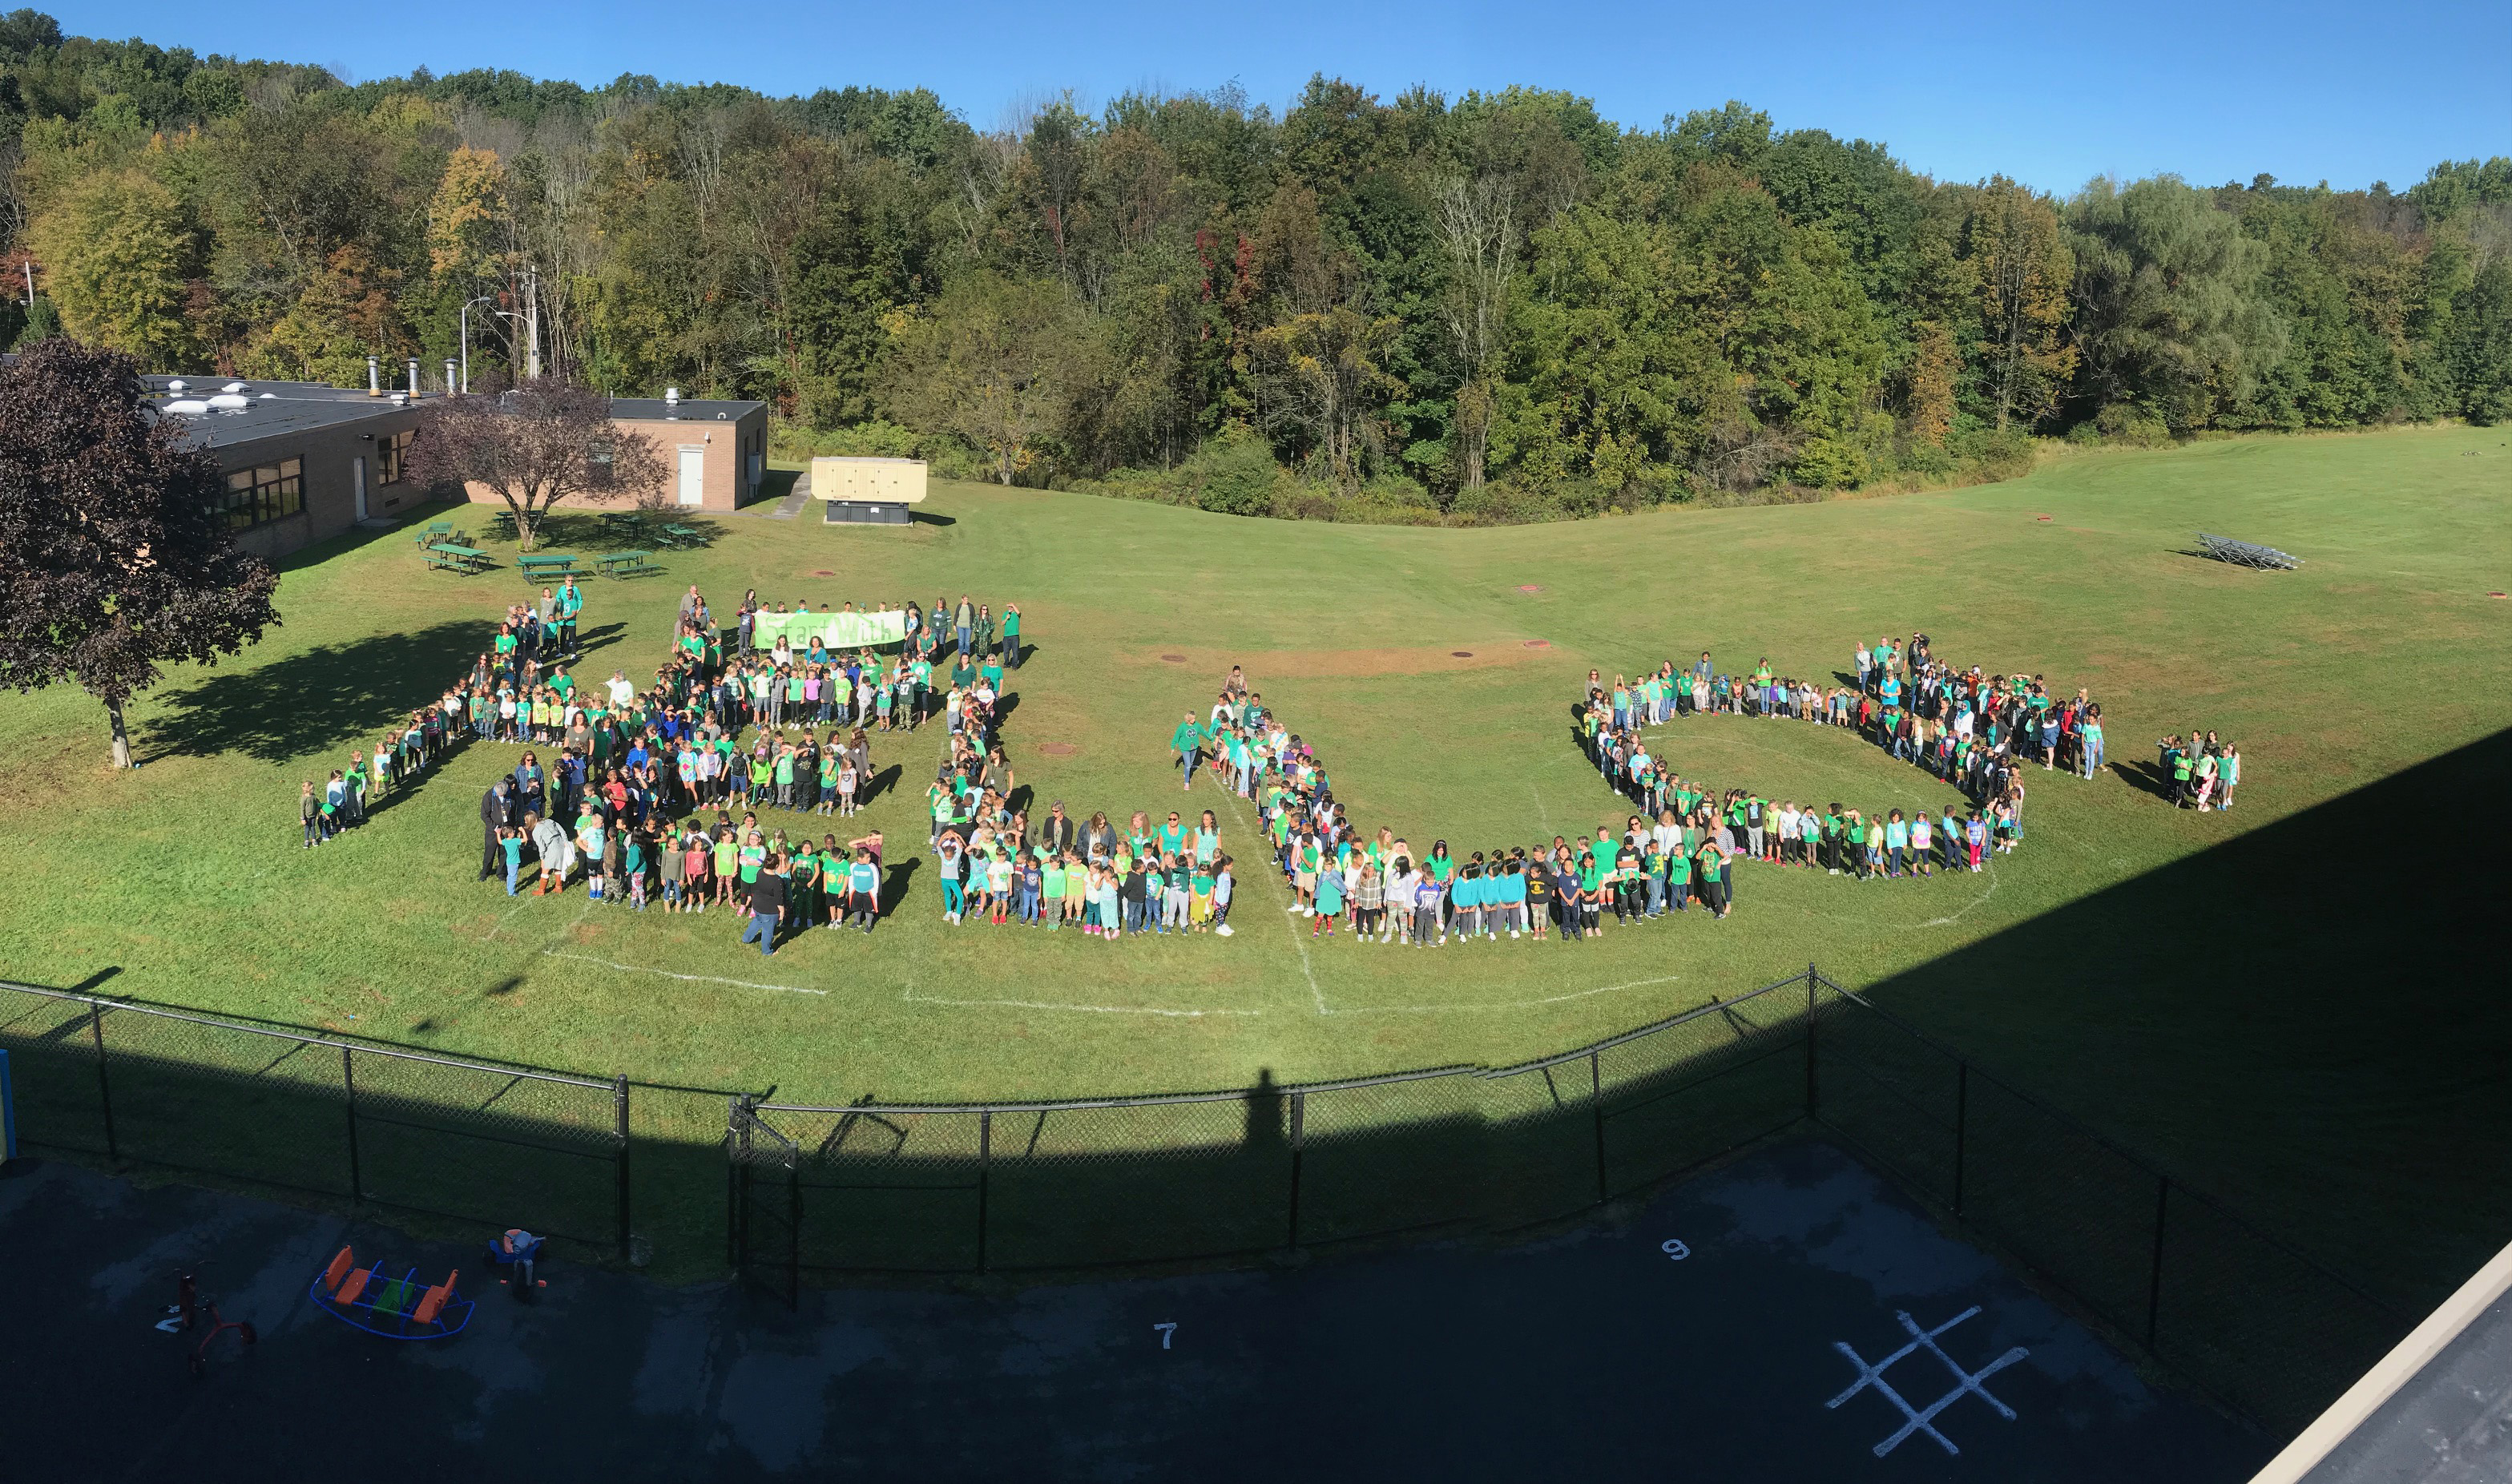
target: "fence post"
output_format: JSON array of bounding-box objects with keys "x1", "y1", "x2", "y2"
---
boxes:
[
  {"x1": 2146, "y1": 1175, "x2": 2169, "y2": 1351},
  {"x1": 341, "y1": 1044, "x2": 362, "y2": 1205},
  {"x1": 1286, "y1": 1091, "x2": 1305, "y2": 1249},
  {"x1": 614, "y1": 1075, "x2": 632, "y2": 1264},
  {"x1": 975, "y1": 1110, "x2": 992, "y2": 1276},
  {"x1": 726, "y1": 1095, "x2": 749, "y2": 1274},
  {"x1": 1951, "y1": 1061, "x2": 1969, "y2": 1216},
  {"x1": 88, "y1": 1000, "x2": 117, "y2": 1162},
  {"x1": 1590, "y1": 1052, "x2": 1609, "y2": 1202},
  {"x1": 1803, "y1": 966, "x2": 1820, "y2": 1121}
]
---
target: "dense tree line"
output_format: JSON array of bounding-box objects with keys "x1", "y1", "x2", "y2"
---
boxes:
[{"x1": 6, "y1": 11, "x2": 2507, "y2": 520}]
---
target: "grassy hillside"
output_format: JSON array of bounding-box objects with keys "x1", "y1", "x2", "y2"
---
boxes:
[{"x1": 1, "y1": 425, "x2": 2507, "y2": 1294}]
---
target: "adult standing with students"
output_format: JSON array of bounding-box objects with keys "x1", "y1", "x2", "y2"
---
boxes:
[
  {"x1": 1172, "y1": 712, "x2": 1204, "y2": 791},
  {"x1": 478, "y1": 777, "x2": 512, "y2": 880},
  {"x1": 741, "y1": 854, "x2": 786, "y2": 955}
]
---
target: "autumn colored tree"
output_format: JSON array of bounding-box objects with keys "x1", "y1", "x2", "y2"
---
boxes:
[
  {"x1": 427, "y1": 145, "x2": 510, "y2": 283},
  {"x1": 1252, "y1": 306, "x2": 1401, "y2": 487},
  {"x1": 28, "y1": 168, "x2": 198, "y2": 366},
  {"x1": 405, "y1": 381, "x2": 665, "y2": 551},
  {"x1": 0, "y1": 339, "x2": 281, "y2": 768},
  {"x1": 1962, "y1": 178, "x2": 2076, "y2": 429}
]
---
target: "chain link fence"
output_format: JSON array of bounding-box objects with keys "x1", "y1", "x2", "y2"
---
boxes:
[
  {"x1": 2, "y1": 966, "x2": 2409, "y2": 1436},
  {"x1": 0, "y1": 980, "x2": 632, "y2": 1260},
  {"x1": 1804, "y1": 972, "x2": 2412, "y2": 1434},
  {"x1": 730, "y1": 967, "x2": 2409, "y2": 1434}
]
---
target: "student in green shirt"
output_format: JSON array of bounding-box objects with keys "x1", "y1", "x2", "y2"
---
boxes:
[{"x1": 1171, "y1": 713, "x2": 1204, "y2": 792}]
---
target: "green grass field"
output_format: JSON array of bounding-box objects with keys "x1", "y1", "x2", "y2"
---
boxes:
[{"x1": 2, "y1": 425, "x2": 2507, "y2": 1299}]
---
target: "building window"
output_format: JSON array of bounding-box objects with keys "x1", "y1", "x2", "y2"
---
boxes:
[
  {"x1": 377, "y1": 429, "x2": 413, "y2": 485},
  {"x1": 219, "y1": 458, "x2": 304, "y2": 530}
]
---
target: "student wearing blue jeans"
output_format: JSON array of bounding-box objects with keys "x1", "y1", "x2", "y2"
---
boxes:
[{"x1": 742, "y1": 864, "x2": 786, "y2": 955}]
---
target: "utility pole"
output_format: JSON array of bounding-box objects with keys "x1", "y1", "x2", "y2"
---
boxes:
[
  {"x1": 459, "y1": 295, "x2": 492, "y2": 393},
  {"x1": 522, "y1": 266, "x2": 542, "y2": 380}
]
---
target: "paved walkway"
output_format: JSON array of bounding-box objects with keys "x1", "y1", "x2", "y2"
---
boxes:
[{"x1": 0, "y1": 1140, "x2": 2265, "y2": 1482}]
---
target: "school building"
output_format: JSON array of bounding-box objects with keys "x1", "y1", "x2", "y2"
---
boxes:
[{"x1": 144, "y1": 377, "x2": 769, "y2": 562}]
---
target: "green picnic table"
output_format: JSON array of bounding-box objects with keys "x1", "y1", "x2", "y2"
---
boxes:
[
  {"x1": 424, "y1": 543, "x2": 492, "y2": 575},
  {"x1": 657, "y1": 522, "x2": 709, "y2": 549},
  {"x1": 599, "y1": 511, "x2": 647, "y2": 535},
  {"x1": 518, "y1": 552, "x2": 578, "y2": 580},
  {"x1": 487, "y1": 511, "x2": 518, "y2": 541},
  {"x1": 416, "y1": 519, "x2": 454, "y2": 546},
  {"x1": 597, "y1": 548, "x2": 660, "y2": 579}
]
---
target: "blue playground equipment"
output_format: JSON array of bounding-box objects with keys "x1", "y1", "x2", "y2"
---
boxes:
[
  {"x1": 310, "y1": 1247, "x2": 473, "y2": 1339},
  {"x1": 484, "y1": 1228, "x2": 547, "y2": 1301}
]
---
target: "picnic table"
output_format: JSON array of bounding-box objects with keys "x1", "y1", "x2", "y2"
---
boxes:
[
  {"x1": 487, "y1": 510, "x2": 518, "y2": 542},
  {"x1": 597, "y1": 548, "x2": 661, "y2": 579},
  {"x1": 416, "y1": 519, "x2": 454, "y2": 546},
  {"x1": 423, "y1": 543, "x2": 492, "y2": 575},
  {"x1": 657, "y1": 522, "x2": 709, "y2": 550},
  {"x1": 518, "y1": 552, "x2": 578, "y2": 580},
  {"x1": 599, "y1": 510, "x2": 647, "y2": 536}
]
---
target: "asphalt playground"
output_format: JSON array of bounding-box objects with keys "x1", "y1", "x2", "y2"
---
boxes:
[{"x1": 0, "y1": 1139, "x2": 2269, "y2": 1481}]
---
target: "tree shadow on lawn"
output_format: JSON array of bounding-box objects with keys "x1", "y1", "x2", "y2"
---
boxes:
[{"x1": 142, "y1": 620, "x2": 498, "y2": 765}]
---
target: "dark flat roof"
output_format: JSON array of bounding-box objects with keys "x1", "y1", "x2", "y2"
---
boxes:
[
  {"x1": 123, "y1": 375, "x2": 762, "y2": 452},
  {"x1": 141, "y1": 379, "x2": 414, "y2": 452},
  {"x1": 609, "y1": 397, "x2": 766, "y2": 421}
]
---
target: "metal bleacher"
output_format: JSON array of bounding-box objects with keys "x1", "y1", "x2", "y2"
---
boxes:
[{"x1": 2199, "y1": 533, "x2": 2303, "y2": 570}]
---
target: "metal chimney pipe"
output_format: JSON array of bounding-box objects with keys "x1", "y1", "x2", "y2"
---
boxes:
[
  {"x1": 445, "y1": 359, "x2": 458, "y2": 397},
  {"x1": 407, "y1": 357, "x2": 421, "y2": 399},
  {"x1": 367, "y1": 355, "x2": 380, "y2": 397}
]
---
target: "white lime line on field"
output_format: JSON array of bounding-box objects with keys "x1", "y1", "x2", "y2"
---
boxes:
[
  {"x1": 1216, "y1": 785, "x2": 1329, "y2": 1015},
  {"x1": 1919, "y1": 853, "x2": 2003, "y2": 927},
  {"x1": 541, "y1": 949, "x2": 829, "y2": 995},
  {"x1": 1336, "y1": 971, "x2": 1683, "y2": 1017},
  {"x1": 900, "y1": 989, "x2": 1261, "y2": 1018}
]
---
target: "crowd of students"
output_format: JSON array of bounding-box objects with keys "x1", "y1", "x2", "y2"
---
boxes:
[
  {"x1": 2157, "y1": 732, "x2": 2243, "y2": 811},
  {"x1": 311, "y1": 579, "x2": 2237, "y2": 958},
  {"x1": 1133, "y1": 632, "x2": 2131, "y2": 946},
  {"x1": 918, "y1": 636, "x2": 1241, "y2": 937},
  {"x1": 466, "y1": 590, "x2": 1033, "y2": 955},
  {"x1": 292, "y1": 579, "x2": 1021, "y2": 956}
]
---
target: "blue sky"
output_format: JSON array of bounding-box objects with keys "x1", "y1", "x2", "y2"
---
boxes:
[{"x1": 52, "y1": 0, "x2": 2512, "y2": 193}]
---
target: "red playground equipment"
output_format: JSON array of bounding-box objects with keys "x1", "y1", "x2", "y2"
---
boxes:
[
  {"x1": 160, "y1": 1266, "x2": 257, "y2": 1377},
  {"x1": 310, "y1": 1247, "x2": 474, "y2": 1340}
]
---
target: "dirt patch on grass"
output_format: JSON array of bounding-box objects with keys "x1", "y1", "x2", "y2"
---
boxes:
[
  {"x1": 1038, "y1": 742, "x2": 1080, "y2": 756},
  {"x1": 1125, "y1": 645, "x2": 1546, "y2": 679}
]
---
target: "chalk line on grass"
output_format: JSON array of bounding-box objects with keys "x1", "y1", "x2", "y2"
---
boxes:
[
  {"x1": 1217, "y1": 786, "x2": 1329, "y2": 1015},
  {"x1": 900, "y1": 989, "x2": 1261, "y2": 1018},
  {"x1": 481, "y1": 899, "x2": 535, "y2": 941},
  {"x1": 1337, "y1": 972, "x2": 1683, "y2": 1016},
  {"x1": 1918, "y1": 854, "x2": 2003, "y2": 928},
  {"x1": 541, "y1": 949, "x2": 829, "y2": 996}
]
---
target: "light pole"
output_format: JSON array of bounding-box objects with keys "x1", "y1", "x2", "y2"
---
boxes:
[{"x1": 458, "y1": 295, "x2": 493, "y2": 393}]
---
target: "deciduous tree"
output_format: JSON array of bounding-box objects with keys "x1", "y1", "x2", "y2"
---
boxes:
[
  {"x1": 0, "y1": 339, "x2": 280, "y2": 768},
  {"x1": 405, "y1": 381, "x2": 665, "y2": 551},
  {"x1": 886, "y1": 272, "x2": 1091, "y2": 486}
]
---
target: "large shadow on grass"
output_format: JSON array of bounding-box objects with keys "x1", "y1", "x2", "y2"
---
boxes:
[
  {"x1": 1852, "y1": 726, "x2": 2512, "y2": 1310},
  {"x1": 13, "y1": 743, "x2": 2502, "y2": 1438},
  {"x1": 143, "y1": 620, "x2": 498, "y2": 764}
]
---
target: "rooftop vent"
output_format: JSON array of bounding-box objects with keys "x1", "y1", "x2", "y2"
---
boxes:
[
  {"x1": 166, "y1": 378, "x2": 187, "y2": 394},
  {"x1": 208, "y1": 393, "x2": 251, "y2": 413},
  {"x1": 163, "y1": 398, "x2": 210, "y2": 416},
  {"x1": 222, "y1": 381, "x2": 248, "y2": 394},
  {"x1": 663, "y1": 386, "x2": 681, "y2": 404}
]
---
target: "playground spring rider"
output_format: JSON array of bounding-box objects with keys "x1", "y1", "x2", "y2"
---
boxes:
[{"x1": 160, "y1": 1266, "x2": 257, "y2": 1377}]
